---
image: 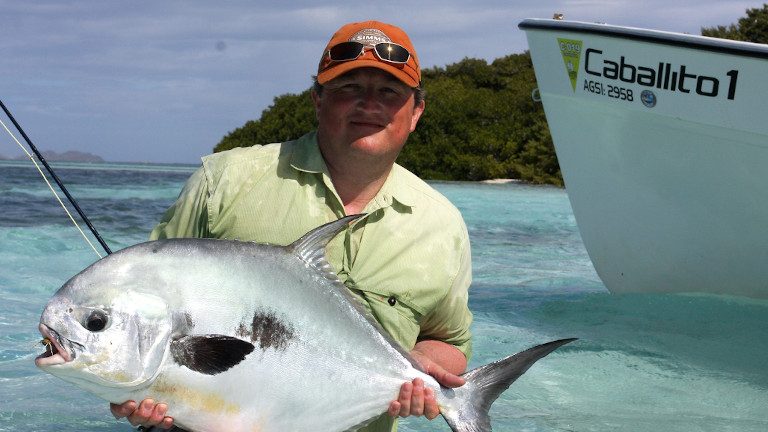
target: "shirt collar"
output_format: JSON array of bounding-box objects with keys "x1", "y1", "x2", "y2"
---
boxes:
[
  {"x1": 376, "y1": 165, "x2": 417, "y2": 208},
  {"x1": 289, "y1": 131, "x2": 417, "y2": 209},
  {"x1": 289, "y1": 131, "x2": 328, "y2": 174}
]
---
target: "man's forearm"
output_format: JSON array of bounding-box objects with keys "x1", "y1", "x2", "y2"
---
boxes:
[{"x1": 412, "y1": 339, "x2": 467, "y2": 375}]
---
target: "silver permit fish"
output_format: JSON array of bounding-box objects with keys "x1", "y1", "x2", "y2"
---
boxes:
[{"x1": 35, "y1": 215, "x2": 574, "y2": 432}]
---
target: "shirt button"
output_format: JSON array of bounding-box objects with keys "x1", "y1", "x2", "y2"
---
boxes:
[{"x1": 387, "y1": 296, "x2": 397, "y2": 306}]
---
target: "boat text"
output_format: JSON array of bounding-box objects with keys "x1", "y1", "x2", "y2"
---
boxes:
[
  {"x1": 583, "y1": 80, "x2": 634, "y2": 101},
  {"x1": 584, "y1": 48, "x2": 738, "y2": 100}
]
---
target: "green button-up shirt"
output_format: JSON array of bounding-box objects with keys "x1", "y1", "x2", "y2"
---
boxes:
[{"x1": 150, "y1": 131, "x2": 472, "y2": 431}]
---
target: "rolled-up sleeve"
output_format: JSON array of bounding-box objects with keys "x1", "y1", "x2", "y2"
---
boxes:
[{"x1": 150, "y1": 167, "x2": 211, "y2": 240}]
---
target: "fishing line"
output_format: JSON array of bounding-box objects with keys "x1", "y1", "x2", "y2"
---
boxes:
[
  {"x1": 0, "y1": 118, "x2": 103, "y2": 258},
  {"x1": 0, "y1": 99, "x2": 111, "y2": 257}
]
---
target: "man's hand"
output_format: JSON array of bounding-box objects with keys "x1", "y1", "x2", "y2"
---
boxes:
[
  {"x1": 110, "y1": 399, "x2": 174, "y2": 429},
  {"x1": 387, "y1": 340, "x2": 467, "y2": 420}
]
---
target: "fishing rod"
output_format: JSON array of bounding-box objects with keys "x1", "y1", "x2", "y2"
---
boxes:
[{"x1": 0, "y1": 98, "x2": 112, "y2": 256}]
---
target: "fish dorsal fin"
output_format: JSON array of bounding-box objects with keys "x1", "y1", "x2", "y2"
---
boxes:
[{"x1": 288, "y1": 214, "x2": 364, "y2": 277}]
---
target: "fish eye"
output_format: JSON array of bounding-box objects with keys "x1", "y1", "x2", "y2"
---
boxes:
[{"x1": 85, "y1": 310, "x2": 109, "y2": 332}]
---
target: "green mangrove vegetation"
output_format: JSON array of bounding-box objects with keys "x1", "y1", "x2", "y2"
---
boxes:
[
  {"x1": 214, "y1": 52, "x2": 559, "y2": 184},
  {"x1": 701, "y1": 3, "x2": 768, "y2": 43}
]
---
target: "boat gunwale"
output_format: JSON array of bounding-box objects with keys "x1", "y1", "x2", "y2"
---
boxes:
[{"x1": 518, "y1": 18, "x2": 768, "y2": 60}]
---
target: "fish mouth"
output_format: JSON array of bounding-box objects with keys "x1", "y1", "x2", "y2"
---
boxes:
[{"x1": 35, "y1": 323, "x2": 76, "y2": 366}]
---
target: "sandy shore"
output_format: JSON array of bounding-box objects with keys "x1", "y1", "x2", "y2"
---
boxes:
[{"x1": 480, "y1": 178, "x2": 519, "y2": 184}]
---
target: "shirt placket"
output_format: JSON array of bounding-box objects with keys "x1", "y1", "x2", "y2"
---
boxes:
[{"x1": 340, "y1": 194, "x2": 393, "y2": 289}]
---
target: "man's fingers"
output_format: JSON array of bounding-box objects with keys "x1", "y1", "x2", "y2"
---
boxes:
[
  {"x1": 159, "y1": 416, "x2": 175, "y2": 430},
  {"x1": 410, "y1": 379, "x2": 425, "y2": 416},
  {"x1": 388, "y1": 400, "x2": 401, "y2": 417},
  {"x1": 148, "y1": 403, "x2": 169, "y2": 426},
  {"x1": 389, "y1": 379, "x2": 443, "y2": 421},
  {"x1": 397, "y1": 381, "x2": 413, "y2": 417},
  {"x1": 110, "y1": 401, "x2": 137, "y2": 419},
  {"x1": 110, "y1": 399, "x2": 174, "y2": 429},
  {"x1": 427, "y1": 363, "x2": 466, "y2": 388},
  {"x1": 438, "y1": 371, "x2": 466, "y2": 388},
  {"x1": 424, "y1": 387, "x2": 440, "y2": 420},
  {"x1": 127, "y1": 399, "x2": 156, "y2": 426}
]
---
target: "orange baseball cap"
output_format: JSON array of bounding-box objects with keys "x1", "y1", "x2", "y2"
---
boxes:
[{"x1": 317, "y1": 21, "x2": 421, "y2": 87}]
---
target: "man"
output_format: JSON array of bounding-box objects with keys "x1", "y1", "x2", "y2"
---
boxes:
[{"x1": 111, "y1": 20, "x2": 472, "y2": 432}]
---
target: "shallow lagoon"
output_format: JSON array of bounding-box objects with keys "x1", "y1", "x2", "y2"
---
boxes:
[{"x1": 0, "y1": 161, "x2": 765, "y2": 431}]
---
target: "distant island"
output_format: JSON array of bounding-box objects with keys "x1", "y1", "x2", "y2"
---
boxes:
[{"x1": 0, "y1": 150, "x2": 104, "y2": 163}]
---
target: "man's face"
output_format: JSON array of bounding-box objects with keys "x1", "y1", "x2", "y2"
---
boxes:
[{"x1": 312, "y1": 68, "x2": 425, "y2": 164}]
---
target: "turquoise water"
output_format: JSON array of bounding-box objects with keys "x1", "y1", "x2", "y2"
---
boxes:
[{"x1": 0, "y1": 161, "x2": 766, "y2": 431}]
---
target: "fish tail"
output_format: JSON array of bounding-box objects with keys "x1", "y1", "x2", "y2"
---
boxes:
[{"x1": 440, "y1": 338, "x2": 576, "y2": 432}]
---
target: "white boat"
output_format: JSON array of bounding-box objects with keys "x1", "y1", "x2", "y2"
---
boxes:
[{"x1": 519, "y1": 18, "x2": 768, "y2": 298}]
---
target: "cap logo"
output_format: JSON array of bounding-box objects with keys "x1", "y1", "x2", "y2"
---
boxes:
[{"x1": 349, "y1": 28, "x2": 391, "y2": 45}]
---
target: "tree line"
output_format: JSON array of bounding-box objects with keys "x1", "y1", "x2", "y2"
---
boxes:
[{"x1": 214, "y1": 5, "x2": 767, "y2": 186}]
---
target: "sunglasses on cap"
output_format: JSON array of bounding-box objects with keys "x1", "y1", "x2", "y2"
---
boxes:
[{"x1": 326, "y1": 41, "x2": 411, "y2": 65}]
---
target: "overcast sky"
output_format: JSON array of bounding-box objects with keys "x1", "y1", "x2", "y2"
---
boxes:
[{"x1": 0, "y1": 0, "x2": 761, "y2": 164}]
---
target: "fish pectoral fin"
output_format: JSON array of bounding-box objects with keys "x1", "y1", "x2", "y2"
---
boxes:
[{"x1": 170, "y1": 335, "x2": 255, "y2": 375}]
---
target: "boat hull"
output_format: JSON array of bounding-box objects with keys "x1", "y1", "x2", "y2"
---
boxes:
[{"x1": 520, "y1": 19, "x2": 768, "y2": 298}]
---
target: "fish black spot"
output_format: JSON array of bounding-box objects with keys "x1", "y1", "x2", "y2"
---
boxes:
[
  {"x1": 183, "y1": 312, "x2": 194, "y2": 328},
  {"x1": 237, "y1": 309, "x2": 296, "y2": 351},
  {"x1": 235, "y1": 322, "x2": 250, "y2": 338}
]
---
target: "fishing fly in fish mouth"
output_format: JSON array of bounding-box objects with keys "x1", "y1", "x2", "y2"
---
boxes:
[
  {"x1": 40, "y1": 337, "x2": 55, "y2": 357},
  {"x1": 36, "y1": 324, "x2": 82, "y2": 366},
  {"x1": 37, "y1": 331, "x2": 62, "y2": 363}
]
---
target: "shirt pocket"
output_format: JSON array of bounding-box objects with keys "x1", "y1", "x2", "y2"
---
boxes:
[{"x1": 354, "y1": 288, "x2": 422, "y2": 351}]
